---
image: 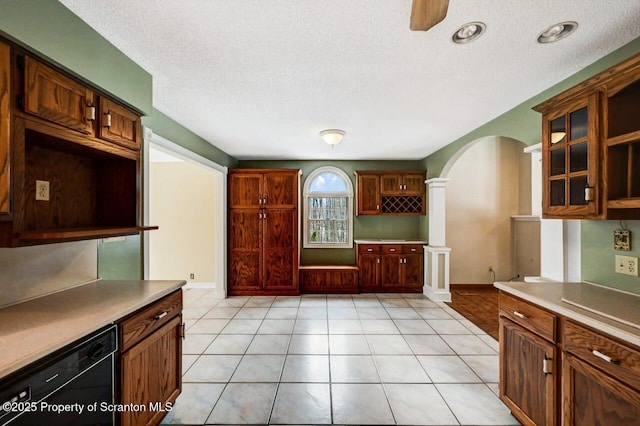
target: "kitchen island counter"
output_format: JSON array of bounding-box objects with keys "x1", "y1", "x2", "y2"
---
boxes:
[{"x1": 0, "y1": 279, "x2": 185, "y2": 378}]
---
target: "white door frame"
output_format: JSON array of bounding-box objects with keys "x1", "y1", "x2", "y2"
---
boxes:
[{"x1": 142, "y1": 127, "x2": 228, "y2": 299}]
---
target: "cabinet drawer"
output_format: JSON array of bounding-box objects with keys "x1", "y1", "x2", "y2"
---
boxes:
[
  {"x1": 562, "y1": 320, "x2": 640, "y2": 390},
  {"x1": 358, "y1": 244, "x2": 380, "y2": 254},
  {"x1": 381, "y1": 244, "x2": 402, "y2": 253},
  {"x1": 402, "y1": 244, "x2": 423, "y2": 254},
  {"x1": 500, "y1": 292, "x2": 556, "y2": 342},
  {"x1": 120, "y1": 290, "x2": 182, "y2": 351}
]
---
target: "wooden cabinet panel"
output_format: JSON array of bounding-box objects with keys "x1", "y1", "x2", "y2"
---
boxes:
[
  {"x1": 402, "y1": 174, "x2": 425, "y2": 195},
  {"x1": 562, "y1": 353, "x2": 640, "y2": 426},
  {"x1": 229, "y1": 173, "x2": 263, "y2": 208},
  {"x1": 229, "y1": 251, "x2": 262, "y2": 290},
  {"x1": 358, "y1": 244, "x2": 380, "y2": 254},
  {"x1": 98, "y1": 97, "x2": 140, "y2": 150},
  {"x1": 500, "y1": 317, "x2": 556, "y2": 426},
  {"x1": 264, "y1": 249, "x2": 295, "y2": 289},
  {"x1": 265, "y1": 172, "x2": 297, "y2": 208},
  {"x1": 358, "y1": 174, "x2": 380, "y2": 214},
  {"x1": 24, "y1": 56, "x2": 95, "y2": 135},
  {"x1": 121, "y1": 315, "x2": 182, "y2": 426},
  {"x1": 381, "y1": 253, "x2": 402, "y2": 287},
  {"x1": 380, "y1": 174, "x2": 402, "y2": 195},
  {"x1": 263, "y1": 209, "x2": 295, "y2": 248},
  {"x1": 0, "y1": 42, "x2": 10, "y2": 217},
  {"x1": 403, "y1": 253, "x2": 423, "y2": 289},
  {"x1": 229, "y1": 209, "x2": 262, "y2": 290},
  {"x1": 299, "y1": 266, "x2": 359, "y2": 293},
  {"x1": 358, "y1": 253, "x2": 381, "y2": 289}
]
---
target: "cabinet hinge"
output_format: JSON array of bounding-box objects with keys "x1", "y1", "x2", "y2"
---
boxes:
[
  {"x1": 16, "y1": 55, "x2": 24, "y2": 71},
  {"x1": 180, "y1": 323, "x2": 186, "y2": 340},
  {"x1": 542, "y1": 357, "x2": 553, "y2": 375}
]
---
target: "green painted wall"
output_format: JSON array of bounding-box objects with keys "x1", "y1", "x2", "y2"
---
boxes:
[
  {"x1": 143, "y1": 109, "x2": 237, "y2": 168},
  {"x1": 238, "y1": 160, "x2": 427, "y2": 265},
  {"x1": 0, "y1": 0, "x2": 152, "y2": 113},
  {"x1": 422, "y1": 36, "x2": 640, "y2": 291}
]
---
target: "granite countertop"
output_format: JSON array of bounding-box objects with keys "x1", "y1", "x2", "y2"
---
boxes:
[
  {"x1": 354, "y1": 239, "x2": 428, "y2": 244},
  {"x1": 0, "y1": 279, "x2": 186, "y2": 378},
  {"x1": 494, "y1": 281, "x2": 640, "y2": 347}
]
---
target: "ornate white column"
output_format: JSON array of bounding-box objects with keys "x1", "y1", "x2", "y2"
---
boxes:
[{"x1": 424, "y1": 178, "x2": 452, "y2": 302}]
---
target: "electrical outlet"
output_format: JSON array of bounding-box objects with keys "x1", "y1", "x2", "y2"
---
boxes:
[
  {"x1": 189, "y1": 273, "x2": 195, "y2": 279},
  {"x1": 35, "y1": 180, "x2": 49, "y2": 201},
  {"x1": 615, "y1": 255, "x2": 639, "y2": 276}
]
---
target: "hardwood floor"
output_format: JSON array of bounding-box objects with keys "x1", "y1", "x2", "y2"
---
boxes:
[{"x1": 445, "y1": 285, "x2": 499, "y2": 340}]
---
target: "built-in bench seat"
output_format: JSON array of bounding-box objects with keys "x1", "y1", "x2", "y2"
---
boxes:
[{"x1": 299, "y1": 265, "x2": 359, "y2": 294}]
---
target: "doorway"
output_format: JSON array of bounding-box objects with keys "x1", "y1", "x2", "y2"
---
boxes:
[{"x1": 143, "y1": 129, "x2": 227, "y2": 299}]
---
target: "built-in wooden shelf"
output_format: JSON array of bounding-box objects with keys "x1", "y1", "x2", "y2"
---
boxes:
[
  {"x1": 607, "y1": 130, "x2": 640, "y2": 147},
  {"x1": 16, "y1": 226, "x2": 158, "y2": 243}
]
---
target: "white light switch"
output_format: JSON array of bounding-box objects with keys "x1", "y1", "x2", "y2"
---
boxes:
[{"x1": 35, "y1": 180, "x2": 50, "y2": 201}]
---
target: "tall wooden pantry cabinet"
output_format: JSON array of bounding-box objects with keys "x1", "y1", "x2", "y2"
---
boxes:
[{"x1": 228, "y1": 169, "x2": 301, "y2": 296}]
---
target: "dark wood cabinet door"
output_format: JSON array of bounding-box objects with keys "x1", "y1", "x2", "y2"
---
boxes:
[
  {"x1": 263, "y1": 209, "x2": 296, "y2": 290},
  {"x1": 264, "y1": 172, "x2": 297, "y2": 208},
  {"x1": 358, "y1": 175, "x2": 380, "y2": 214},
  {"x1": 24, "y1": 56, "x2": 95, "y2": 135},
  {"x1": 402, "y1": 174, "x2": 425, "y2": 195},
  {"x1": 358, "y1": 253, "x2": 381, "y2": 288},
  {"x1": 121, "y1": 316, "x2": 182, "y2": 426},
  {"x1": 229, "y1": 173, "x2": 263, "y2": 208},
  {"x1": 499, "y1": 317, "x2": 556, "y2": 426},
  {"x1": 228, "y1": 209, "x2": 262, "y2": 291},
  {"x1": 98, "y1": 97, "x2": 141, "y2": 150},
  {"x1": 0, "y1": 41, "x2": 9, "y2": 218},
  {"x1": 402, "y1": 254, "x2": 423, "y2": 289},
  {"x1": 562, "y1": 352, "x2": 640, "y2": 426},
  {"x1": 380, "y1": 174, "x2": 402, "y2": 195},
  {"x1": 381, "y1": 253, "x2": 402, "y2": 287}
]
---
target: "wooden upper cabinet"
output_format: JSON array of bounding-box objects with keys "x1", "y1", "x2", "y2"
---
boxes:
[
  {"x1": 0, "y1": 41, "x2": 10, "y2": 218},
  {"x1": 356, "y1": 170, "x2": 426, "y2": 215},
  {"x1": 541, "y1": 94, "x2": 599, "y2": 218},
  {"x1": 358, "y1": 174, "x2": 380, "y2": 214},
  {"x1": 99, "y1": 97, "x2": 141, "y2": 150},
  {"x1": 23, "y1": 56, "x2": 95, "y2": 135}
]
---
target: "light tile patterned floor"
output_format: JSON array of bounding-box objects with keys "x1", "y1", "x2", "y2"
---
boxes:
[{"x1": 161, "y1": 290, "x2": 520, "y2": 426}]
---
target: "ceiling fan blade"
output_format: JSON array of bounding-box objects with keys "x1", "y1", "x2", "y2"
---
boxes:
[{"x1": 410, "y1": 0, "x2": 449, "y2": 31}]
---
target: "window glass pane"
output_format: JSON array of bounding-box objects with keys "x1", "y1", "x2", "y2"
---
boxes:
[
  {"x1": 307, "y1": 196, "x2": 348, "y2": 244},
  {"x1": 550, "y1": 180, "x2": 565, "y2": 206},
  {"x1": 309, "y1": 172, "x2": 348, "y2": 192},
  {"x1": 550, "y1": 148, "x2": 565, "y2": 176},
  {"x1": 570, "y1": 107, "x2": 588, "y2": 140},
  {"x1": 570, "y1": 142, "x2": 588, "y2": 172},
  {"x1": 570, "y1": 176, "x2": 588, "y2": 206},
  {"x1": 550, "y1": 116, "x2": 566, "y2": 145}
]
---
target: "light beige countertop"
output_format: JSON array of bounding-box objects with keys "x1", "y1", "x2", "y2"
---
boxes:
[
  {"x1": 495, "y1": 281, "x2": 640, "y2": 347},
  {"x1": 354, "y1": 239, "x2": 428, "y2": 244},
  {"x1": 0, "y1": 279, "x2": 185, "y2": 378}
]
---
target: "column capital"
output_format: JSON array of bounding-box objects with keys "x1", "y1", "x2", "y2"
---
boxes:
[{"x1": 425, "y1": 178, "x2": 451, "y2": 187}]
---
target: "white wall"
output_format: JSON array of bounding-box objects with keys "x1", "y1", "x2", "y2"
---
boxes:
[
  {"x1": 149, "y1": 160, "x2": 217, "y2": 283},
  {"x1": 445, "y1": 136, "x2": 528, "y2": 283}
]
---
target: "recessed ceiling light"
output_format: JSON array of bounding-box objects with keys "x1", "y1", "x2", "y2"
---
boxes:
[
  {"x1": 452, "y1": 22, "x2": 486, "y2": 44},
  {"x1": 537, "y1": 21, "x2": 578, "y2": 43}
]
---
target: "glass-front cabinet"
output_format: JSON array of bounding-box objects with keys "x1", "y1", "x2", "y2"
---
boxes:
[{"x1": 542, "y1": 93, "x2": 600, "y2": 218}]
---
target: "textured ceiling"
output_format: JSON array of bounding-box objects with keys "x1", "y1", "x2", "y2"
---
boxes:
[{"x1": 60, "y1": 0, "x2": 640, "y2": 160}]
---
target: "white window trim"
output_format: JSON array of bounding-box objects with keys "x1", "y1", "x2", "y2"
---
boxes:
[{"x1": 303, "y1": 166, "x2": 354, "y2": 249}]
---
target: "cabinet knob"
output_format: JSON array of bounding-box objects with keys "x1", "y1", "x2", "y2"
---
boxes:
[
  {"x1": 592, "y1": 349, "x2": 618, "y2": 364},
  {"x1": 376, "y1": 204, "x2": 380, "y2": 210},
  {"x1": 367, "y1": 248, "x2": 373, "y2": 252},
  {"x1": 154, "y1": 311, "x2": 168, "y2": 321},
  {"x1": 585, "y1": 187, "x2": 594, "y2": 202},
  {"x1": 390, "y1": 248, "x2": 396, "y2": 252},
  {"x1": 542, "y1": 357, "x2": 553, "y2": 375}
]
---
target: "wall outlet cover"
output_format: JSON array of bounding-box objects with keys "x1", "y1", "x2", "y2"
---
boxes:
[
  {"x1": 615, "y1": 255, "x2": 639, "y2": 276},
  {"x1": 35, "y1": 180, "x2": 50, "y2": 201},
  {"x1": 614, "y1": 229, "x2": 631, "y2": 251}
]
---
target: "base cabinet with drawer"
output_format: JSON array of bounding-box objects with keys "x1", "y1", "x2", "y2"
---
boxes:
[
  {"x1": 357, "y1": 243, "x2": 423, "y2": 293},
  {"x1": 499, "y1": 291, "x2": 640, "y2": 426},
  {"x1": 118, "y1": 290, "x2": 184, "y2": 426}
]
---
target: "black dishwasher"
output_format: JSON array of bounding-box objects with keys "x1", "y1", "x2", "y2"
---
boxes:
[{"x1": 0, "y1": 325, "x2": 117, "y2": 426}]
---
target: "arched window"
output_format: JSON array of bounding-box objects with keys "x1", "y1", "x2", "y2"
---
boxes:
[{"x1": 303, "y1": 166, "x2": 354, "y2": 248}]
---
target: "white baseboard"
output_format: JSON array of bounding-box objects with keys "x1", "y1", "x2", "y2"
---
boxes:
[
  {"x1": 423, "y1": 286, "x2": 452, "y2": 302},
  {"x1": 184, "y1": 282, "x2": 216, "y2": 289}
]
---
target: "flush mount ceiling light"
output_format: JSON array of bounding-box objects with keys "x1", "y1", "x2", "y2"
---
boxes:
[
  {"x1": 452, "y1": 22, "x2": 485, "y2": 44},
  {"x1": 319, "y1": 129, "x2": 345, "y2": 148},
  {"x1": 537, "y1": 21, "x2": 578, "y2": 44}
]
